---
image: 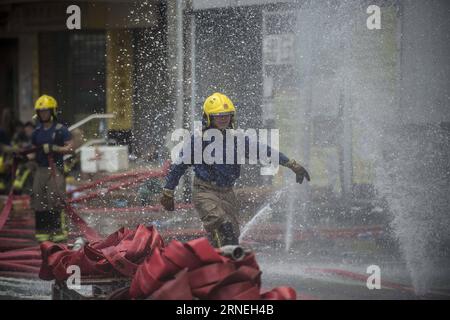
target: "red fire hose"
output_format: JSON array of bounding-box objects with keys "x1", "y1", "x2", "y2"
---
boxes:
[
  {"x1": 77, "y1": 203, "x2": 193, "y2": 215},
  {"x1": 0, "y1": 159, "x2": 18, "y2": 230},
  {"x1": 39, "y1": 224, "x2": 297, "y2": 300},
  {"x1": 67, "y1": 170, "x2": 167, "y2": 204},
  {"x1": 67, "y1": 172, "x2": 140, "y2": 196},
  {"x1": 0, "y1": 261, "x2": 41, "y2": 273},
  {"x1": 0, "y1": 152, "x2": 172, "y2": 278},
  {"x1": 67, "y1": 161, "x2": 170, "y2": 196}
]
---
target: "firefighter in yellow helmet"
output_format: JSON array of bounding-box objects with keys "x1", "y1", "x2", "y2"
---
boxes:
[
  {"x1": 202, "y1": 92, "x2": 237, "y2": 129},
  {"x1": 160, "y1": 92, "x2": 310, "y2": 247},
  {"x1": 0, "y1": 127, "x2": 14, "y2": 194},
  {"x1": 30, "y1": 95, "x2": 74, "y2": 242}
]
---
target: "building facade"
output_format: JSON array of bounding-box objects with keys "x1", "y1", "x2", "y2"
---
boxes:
[{"x1": 1, "y1": 0, "x2": 449, "y2": 200}]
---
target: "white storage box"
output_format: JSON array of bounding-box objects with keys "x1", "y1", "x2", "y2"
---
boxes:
[
  {"x1": 81, "y1": 146, "x2": 129, "y2": 173},
  {"x1": 80, "y1": 146, "x2": 98, "y2": 173}
]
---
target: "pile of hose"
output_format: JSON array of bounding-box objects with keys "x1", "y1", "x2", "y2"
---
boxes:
[{"x1": 39, "y1": 224, "x2": 296, "y2": 300}]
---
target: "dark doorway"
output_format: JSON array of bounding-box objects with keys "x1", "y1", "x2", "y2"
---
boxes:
[
  {"x1": 0, "y1": 38, "x2": 18, "y2": 136},
  {"x1": 39, "y1": 31, "x2": 106, "y2": 126}
]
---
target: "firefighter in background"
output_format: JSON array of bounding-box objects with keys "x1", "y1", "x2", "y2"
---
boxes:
[
  {"x1": 30, "y1": 95, "x2": 73, "y2": 242},
  {"x1": 24, "y1": 121, "x2": 35, "y2": 142},
  {"x1": 0, "y1": 126, "x2": 13, "y2": 193},
  {"x1": 12, "y1": 121, "x2": 36, "y2": 195},
  {"x1": 160, "y1": 92, "x2": 311, "y2": 247},
  {"x1": 0, "y1": 118, "x2": 25, "y2": 193}
]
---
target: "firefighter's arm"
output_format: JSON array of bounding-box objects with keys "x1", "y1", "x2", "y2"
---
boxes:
[
  {"x1": 160, "y1": 134, "x2": 197, "y2": 211},
  {"x1": 248, "y1": 136, "x2": 310, "y2": 184},
  {"x1": 159, "y1": 162, "x2": 189, "y2": 211},
  {"x1": 58, "y1": 139, "x2": 74, "y2": 154},
  {"x1": 283, "y1": 159, "x2": 310, "y2": 184},
  {"x1": 42, "y1": 140, "x2": 74, "y2": 155},
  {"x1": 275, "y1": 148, "x2": 311, "y2": 184},
  {"x1": 160, "y1": 154, "x2": 192, "y2": 211}
]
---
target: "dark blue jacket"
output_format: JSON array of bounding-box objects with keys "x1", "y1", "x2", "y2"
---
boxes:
[
  {"x1": 32, "y1": 123, "x2": 71, "y2": 168},
  {"x1": 164, "y1": 131, "x2": 290, "y2": 190}
]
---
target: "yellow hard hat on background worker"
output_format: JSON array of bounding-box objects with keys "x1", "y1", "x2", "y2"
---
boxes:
[
  {"x1": 34, "y1": 94, "x2": 58, "y2": 124},
  {"x1": 202, "y1": 92, "x2": 236, "y2": 128},
  {"x1": 35, "y1": 94, "x2": 58, "y2": 111}
]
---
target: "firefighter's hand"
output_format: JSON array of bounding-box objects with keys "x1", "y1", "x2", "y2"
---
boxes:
[
  {"x1": 160, "y1": 188, "x2": 175, "y2": 211},
  {"x1": 42, "y1": 144, "x2": 62, "y2": 154},
  {"x1": 285, "y1": 159, "x2": 311, "y2": 184}
]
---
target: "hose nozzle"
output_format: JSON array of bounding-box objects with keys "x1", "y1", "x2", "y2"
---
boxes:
[{"x1": 219, "y1": 245, "x2": 250, "y2": 261}]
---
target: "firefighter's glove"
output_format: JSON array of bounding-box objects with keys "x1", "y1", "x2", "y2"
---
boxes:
[
  {"x1": 42, "y1": 144, "x2": 62, "y2": 154},
  {"x1": 285, "y1": 159, "x2": 311, "y2": 184},
  {"x1": 160, "y1": 188, "x2": 175, "y2": 211}
]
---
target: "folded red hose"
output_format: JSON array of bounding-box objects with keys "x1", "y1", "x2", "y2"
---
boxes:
[
  {"x1": 39, "y1": 224, "x2": 163, "y2": 281},
  {"x1": 39, "y1": 224, "x2": 297, "y2": 300}
]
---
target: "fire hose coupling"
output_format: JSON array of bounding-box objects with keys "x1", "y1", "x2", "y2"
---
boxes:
[
  {"x1": 218, "y1": 245, "x2": 251, "y2": 261},
  {"x1": 71, "y1": 237, "x2": 88, "y2": 251}
]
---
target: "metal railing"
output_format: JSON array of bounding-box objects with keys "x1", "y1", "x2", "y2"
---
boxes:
[{"x1": 64, "y1": 113, "x2": 115, "y2": 160}]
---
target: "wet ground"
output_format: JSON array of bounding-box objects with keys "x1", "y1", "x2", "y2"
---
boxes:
[
  {"x1": 0, "y1": 277, "x2": 52, "y2": 300},
  {"x1": 1, "y1": 200, "x2": 449, "y2": 300},
  {"x1": 258, "y1": 248, "x2": 450, "y2": 300},
  {"x1": 1, "y1": 243, "x2": 449, "y2": 300}
]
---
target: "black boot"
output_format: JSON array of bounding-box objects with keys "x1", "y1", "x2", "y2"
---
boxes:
[
  {"x1": 208, "y1": 222, "x2": 239, "y2": 247},
  {"x1": 35, "y1": 210, "x2": 51, "y2": 242},
  {"x1": 48, "y1": 210, "x2": 67, "y2": 243}
]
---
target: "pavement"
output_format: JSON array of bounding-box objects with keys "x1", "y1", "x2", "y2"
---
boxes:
[
  {"x1": 257, "y1": 246, "x2": 450, "y2": 300},
  {"x1": 1, "y1": 243, "x2": 449, "y2": 300}
]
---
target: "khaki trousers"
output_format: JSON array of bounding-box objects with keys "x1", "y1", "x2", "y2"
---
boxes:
[
  {"x1": 31, "y1": 166, "x2": 66, "y2": 211},
  {"x1": 192, "y1": 177, "x2": 240, "y2": 246}
]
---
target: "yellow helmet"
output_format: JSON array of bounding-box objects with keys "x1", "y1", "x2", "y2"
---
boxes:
[
  {"x1": 202, "y1": 92, "x2": 236, "y2": 128},
  {"x1": 35, "y1": 94, "x2": 57, "y2": 111}
]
